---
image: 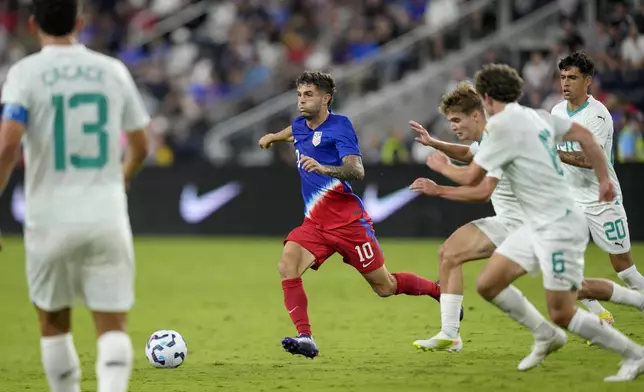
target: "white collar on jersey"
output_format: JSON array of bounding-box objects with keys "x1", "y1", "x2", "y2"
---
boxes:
[{"x1": 41, "y1": 43, "x2": 86, "y2": 53}]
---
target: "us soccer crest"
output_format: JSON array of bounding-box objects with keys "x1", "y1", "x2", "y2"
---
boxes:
[{"x1": 312, "y1": 131, "x2": 322, "y2": 146}]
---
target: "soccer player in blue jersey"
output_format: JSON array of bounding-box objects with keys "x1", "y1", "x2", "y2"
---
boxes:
[{"x1": 258, "y1": 71, "x2": 445, "y2": 359}]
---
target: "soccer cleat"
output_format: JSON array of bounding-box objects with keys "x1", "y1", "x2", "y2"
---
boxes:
[
  {"x1": 586, "y1": 311, "x2": 615, "y2": 346},
  {"x1": 413, "y1": 331, "x2": 463, "y2": 352},
  {"x1": 599, "y1": 310, "x2": 615, "y2": 324},
  {"x1": 604, "y1": 357, "x2": 644, "y2": 382},
  {"x1": 281, "y1": 334, "x2": 319, "y2": 359},
  {"x1": 517, "y1": 328, "x2": 567, "y2": 371}
]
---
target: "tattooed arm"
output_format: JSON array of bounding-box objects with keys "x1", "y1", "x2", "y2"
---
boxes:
[
  {"x1": 323, "y1": 155, "x2": 365, "y2": 180},
  {"x1": 556, "y1": 114, "x2": 609, "y2": 170},
  {"x1": 558, "y1": 150, "x2": 593, "y2": 169},
  {"x1": 300, "y1": 154, "x2": 365, "y2": 181}
]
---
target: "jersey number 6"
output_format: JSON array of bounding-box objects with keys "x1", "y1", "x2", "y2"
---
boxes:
[{"x1": 52, "y1": 93, "x2": 109, "y2": 171}]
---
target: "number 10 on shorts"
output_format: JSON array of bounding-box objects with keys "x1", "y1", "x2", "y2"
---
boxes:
[{"x1": 355, "y1": 242, "x2": 374, "y2": 261}]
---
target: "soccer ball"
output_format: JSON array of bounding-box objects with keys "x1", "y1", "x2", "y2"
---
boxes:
[{"x1": 145, "y1": 330, "x2": 188, "y2": 368}]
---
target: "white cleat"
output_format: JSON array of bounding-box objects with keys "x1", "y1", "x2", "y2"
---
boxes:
[
  {"x1": 413, "y1": 331, "x2": 463, "y2": 352},
  {"x1": 517, "y1": 329, "x2": 567, "y2": 371},
  {"x1": 604, "y1": 358, "x2": 644, "y2": 382}
]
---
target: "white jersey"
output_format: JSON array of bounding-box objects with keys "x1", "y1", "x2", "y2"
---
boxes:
[
  {"x1": 1, "y1": 44, "x2": 150, "y2": 228},
  {"x1": 473, "y1": 103, "x2": 577, "y2": 229},
  {"x1": 551, "y1": 96, "x2": 622, "y2": 207},
  {"x1": 469, "y1": 141, "x2": 524, "y2": 223}
]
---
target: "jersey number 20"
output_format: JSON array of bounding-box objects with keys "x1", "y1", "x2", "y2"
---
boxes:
[{"x1": 52, "y1": 93, "x2": 109, "y2": 171}]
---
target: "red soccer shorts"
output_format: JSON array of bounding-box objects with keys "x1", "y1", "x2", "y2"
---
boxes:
[{"x1": 284, "y1": 218, "x2": 385, "y2": 274}]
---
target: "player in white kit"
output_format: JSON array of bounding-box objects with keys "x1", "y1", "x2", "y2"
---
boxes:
[
  {"x1": 0, "y1": 1, "x2": 149, "y2": 391},
  {"x1": 553, "y1": 51, "x2": 644, "y2": 321},
  {"x1": 408, "y1": 82, "x2": 644, "y2": 353},
  {"x1": 406, "y1": 83, "x2": 525, "y2": 352},
  {"x1": 424, "y1": 64, "x2": 644, "y2": 381}
]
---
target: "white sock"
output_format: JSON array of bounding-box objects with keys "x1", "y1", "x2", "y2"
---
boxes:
[
  {"x1": 610, "y1": 282, "x2": 644, "y2": 310},
  {"x1": 568, "y1": 308, "x2": 644, "y2": 359},
  {"x1": 580, "y1": 299, "x2": 609, "y2": 315},
  {"x1": 440, "y1": 293, "x2": 463, "y2": 338},
  {"x1": 41, "y1": 333, "x2": 81, "y2": 392},
  {"x1": 491, "y1": 285, "x2": 557, "y2": 341},
  {"x1": 617, "y1": 265, "x2": 644, "y2": 290},
  {"x1": 96, "y1": 331, "x2": 133, "y2": 392}
]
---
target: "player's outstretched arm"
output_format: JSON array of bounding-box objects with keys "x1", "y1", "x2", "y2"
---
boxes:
[
  {"x1": 259, "y1": 126, "x2": 294, "y2": 149},
  {"x1": 410, "y1": 176, "x2": 497, "y2": 202},
  {"x1": 410, "y1": 121, "x2": 473, "y2": 163},
  {"x1": 564, "y1": 123, "x2": 616, "y2": 201},
  {"x1": 123, "y1": 129, "x2": 149, "y2": 189},
  {"x1": 300, "y1": 154, "x2": 365, "y2": 181},
  {"x1": 0, "y1": 119, "x2": 24, "y2": 195},
  {"x1": 426, "y1": 151, "x2": 487, "y2": 186}
]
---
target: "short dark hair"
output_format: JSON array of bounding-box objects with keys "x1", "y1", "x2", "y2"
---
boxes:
[
  {"x1": 558, "y1": 51, "x2": 595, "y2": 77},
  {"x1": 295, "y1": 71, "x2": 337, "y2": 108},
  {"x1": 474, "y1": 64, "x2": 524, "y2": 103},
  {"x1": 439, "y1": 82, "x2": 484, "y2": 116},
  {"x1": 32, "y1": 0, "x2": 80, "y2": 37}
]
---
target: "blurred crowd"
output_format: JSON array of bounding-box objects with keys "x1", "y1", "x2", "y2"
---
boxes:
[
  {"x1": 0, "y1": 0, "x2": 642, "y2": 165},
  {"x1": 373, "y1": 0, "x2": 644, "y2": 165},
  {"x1": 521, "y1": 0, "x2": 644, "y2": 163},
  {"x1": 1, "y1": 0, "x2": 471, "y2": 165}
]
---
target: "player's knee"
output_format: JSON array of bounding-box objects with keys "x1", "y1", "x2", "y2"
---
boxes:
[
  {"x1": 475, "y1": 275, "x2": 497, "y2": 300},
  {"x1": 37, "y1": 308, "x2": 71, "y2": 336},
  {"x1": 439, "y1": 244, "x2": 462, "y2": 269},
  {"x1": 278, "y1": 259, "x2": 296, "y2": 279},
  {"x1": 278, "y1": 251, "x2": 301, "y2": 279},
  {"x1": 547, "y1": 306, "x2": 574, "y2": 328}
]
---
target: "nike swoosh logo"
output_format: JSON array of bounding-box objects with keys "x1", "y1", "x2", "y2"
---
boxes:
[
  {"x1": 362, "y1": 259, "x2": 375, "y2": 268},
  {"x1": 362, "y1": 184, "x2": 419, "y2": 223},
  {"x1": 288, "y1": 306, "x2": 299, "y2": 314},
  {"x1": 179, "y1": 182, "x2": 242, "y2": 223}
]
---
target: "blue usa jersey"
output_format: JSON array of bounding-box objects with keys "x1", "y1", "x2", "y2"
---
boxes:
[{"x1": 292, "y1": 113, "x2": 370, "y2": 230}]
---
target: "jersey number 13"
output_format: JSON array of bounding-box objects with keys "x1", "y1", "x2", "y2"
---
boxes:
[{"x1": 51, "y1": 93, "x2": 109, "y2": 171}]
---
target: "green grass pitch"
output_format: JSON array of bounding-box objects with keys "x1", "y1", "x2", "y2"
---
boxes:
[{"x1": 1, "y1": 237, "x2": 643, "y2": 391}]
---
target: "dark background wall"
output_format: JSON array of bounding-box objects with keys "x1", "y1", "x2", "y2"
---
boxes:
[{"x1": 1, "y1": 164, "x2": 642, "y2": 239}]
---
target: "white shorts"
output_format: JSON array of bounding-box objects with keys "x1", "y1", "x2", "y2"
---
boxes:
[
  {"x1": 472, "y1": 216, "x2": 523, "y2": 247},
  {"x1": 583, "y1": 203, "x2": 631, "y2": 254},
  {"x1": 496, "y1": 209, "x2": 588, "y2": 291},
  {"x1": 25, "y1": 221, "x2": 135, "y2": 312}
]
